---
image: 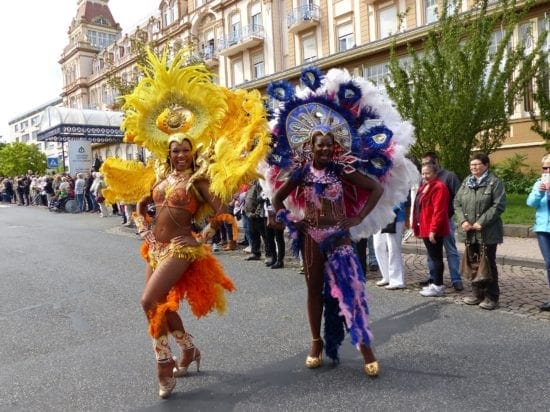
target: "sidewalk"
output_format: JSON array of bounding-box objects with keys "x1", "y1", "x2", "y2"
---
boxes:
[
  {"x1": 399, "y1": 235, "x2": 550, "y2": 321},
  {"x1": 402, "y1": 235, "x2": 545, "y2": 269}
]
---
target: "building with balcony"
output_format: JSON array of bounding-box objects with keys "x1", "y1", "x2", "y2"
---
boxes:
[{"x1": 10, "y1": 0, "x2": 549, "y2": 168}]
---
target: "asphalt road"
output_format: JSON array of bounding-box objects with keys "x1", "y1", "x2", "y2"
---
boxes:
[{"x1": 0, "y1": 205, "x2": 549, "y2": 411}]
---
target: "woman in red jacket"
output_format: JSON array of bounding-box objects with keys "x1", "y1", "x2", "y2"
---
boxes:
[{"x1": 413, "y1": 162, "x2": 450, "y2": 297}]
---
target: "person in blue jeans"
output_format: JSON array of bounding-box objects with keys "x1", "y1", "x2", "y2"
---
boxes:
[
  {"x1": 526, "y1": 153, "x2": 550, "y2": 312},
  {"x1": 421, "y1": 152, "x2": 463, "y2": 291}
]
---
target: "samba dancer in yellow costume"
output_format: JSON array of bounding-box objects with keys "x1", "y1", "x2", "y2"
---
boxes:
[{"x1": 100, "y1": 48, "x2": 269, "y2": 398}]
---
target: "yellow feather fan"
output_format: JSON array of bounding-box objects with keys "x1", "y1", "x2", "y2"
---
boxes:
[
  {"x1": 208, "y1": 89, "x2": 270, "y2": 201},
  {"x1": 100, "y1": 158, "x2": 157, "y2": 204}
]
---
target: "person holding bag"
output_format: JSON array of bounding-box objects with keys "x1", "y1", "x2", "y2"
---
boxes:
[
  {"x1": 526, "y1": 154, "x2": 550, "y2": 312},
  {"x1": 454, "y1": 153, "x2": 506, "y2": 310}
]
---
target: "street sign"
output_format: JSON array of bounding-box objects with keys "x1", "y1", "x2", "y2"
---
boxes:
[{"x1": 47, "y1": 157, "x2": 59, "y2": 168}]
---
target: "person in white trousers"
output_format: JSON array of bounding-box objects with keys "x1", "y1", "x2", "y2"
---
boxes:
[{"x1": 374, "y1": 203, "x2": 407, "y2": 290}]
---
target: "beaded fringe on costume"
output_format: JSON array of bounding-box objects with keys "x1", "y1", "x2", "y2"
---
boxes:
[
  {"x1": 140, "y1": 242, "x2": 236, "y2": 337},
  {"x1": 323, "y1": 244, "x2": 373, "y2": 361}
]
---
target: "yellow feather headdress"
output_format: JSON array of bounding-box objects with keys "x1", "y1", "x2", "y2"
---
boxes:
[{"x1": 101, "y1": 46, "x2": 270, "y2": 207}]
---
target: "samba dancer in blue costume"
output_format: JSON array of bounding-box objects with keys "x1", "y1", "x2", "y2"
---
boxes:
[{"x1": 265, "y1": 66, "x2": 418, "y2": 376}]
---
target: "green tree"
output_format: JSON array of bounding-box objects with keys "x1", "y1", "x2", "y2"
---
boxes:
[
  {"x1": 0, "y1": 142, "x2": 46, "y2": 176},
  {"x1": 530, "y1": 44, "x2": 550, "y2": 147},
  {"x1": 385, "y1": 0, "x2": 546, "y2": 179}
]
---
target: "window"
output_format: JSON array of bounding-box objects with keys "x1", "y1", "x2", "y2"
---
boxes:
[
  {"x1": 337, "y1": 22, "x2": 354, "y2": 52},
  {"x1": 541, "y1": 16, "x2": 550, "y2": 52},
  {"x1": 520, "y1": 22, "x2": 535, "y2": 113},
  {"x1": 252, "y1": 52, "x2": 264, "y2": 79},
  {"x1": 87, "y1": 30, "x2": 116, "y2": 49},
  {"x1": 425, "y1": 0, "x2": 438, "y2": 24},
  {"x1": 202, "y1": 30, "x2": 215, "y2": 57},
  {"x1": 162, "y1": 2, "x2": 176, "y2": 27},
  {"x1": 232, "y1": 59, "x2": 244, "y2": 85},
  {"x1": 94, "y1": 16, "x2": 109, "y2": 26},
  {"x1": 378, "y1": 6, "x2": 398, "y2": 39},
  {"x1": 31, "y1": 116, "x2": 40, "y2": 126},
  {"x1": 302, "y1": 34, "x2": 317, "y2": 63},
  {"x1": 524, "y1": 78, "x2": 534, "y2": 113},
  {"x1": 538, "y1": 17, "x2": 550, "y2": 103},
  {"x1": 301, "y1": 0, "x2": 315, "y2": 19},
  {"x1": 251, "y1": 3, "x2": 262, "y2": 30},
  {"x1": 230, "y1": 14, "x2": 241, "y2": 44},
  {"x1": 364, "y1": 62, "x2": 390, "y2": 86},
  {"x1": 484, "y1": 28, "x2": 507, "y2": 86},
  {"x1": 488, "y1": 28, "x2": 504, "y2": 57},
  {"x1": 520, "y1": 22, "x2": 535, "y2": 52},
  {"x1": 445, "y1": 0, "x2": 460, "y2": 16}
]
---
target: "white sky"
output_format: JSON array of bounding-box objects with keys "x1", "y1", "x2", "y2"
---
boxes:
[{"x1": 0, "y1": 0, "x2": 157, "y2": 141}]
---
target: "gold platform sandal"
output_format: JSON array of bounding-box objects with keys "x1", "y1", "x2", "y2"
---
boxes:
[
  {"x1": 305, "y1": 338, "x2": 324, "y2": 369},
  {"x1": 153, "y1": 335, "x2": 177, "y2": 398},
  {"x1": 172, "y1": 330, "x2": 201, "y2": 377},
  {"x1": 364, "y1": 361, "x2": 380, "y2": 377}
]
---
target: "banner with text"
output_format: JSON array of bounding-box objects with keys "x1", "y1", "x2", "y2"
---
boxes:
[{"x1": 68, "y1": 140, "x2": 93, "y2": 176}]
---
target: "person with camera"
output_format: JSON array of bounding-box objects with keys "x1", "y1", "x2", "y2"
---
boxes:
[{"x1": 526, "y1": 153, "x2": 550, "y2": 312}]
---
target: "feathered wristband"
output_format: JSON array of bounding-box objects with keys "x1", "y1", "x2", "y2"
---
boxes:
[{"x1": 275, "y1": 209, "x2": 298, "y2": 240}]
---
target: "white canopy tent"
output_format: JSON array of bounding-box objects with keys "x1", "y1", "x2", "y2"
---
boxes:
[{"x1": 37, "y1": 106, "x2": 124, "y2": 143}]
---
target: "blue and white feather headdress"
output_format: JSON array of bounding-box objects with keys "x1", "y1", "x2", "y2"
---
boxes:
[{"x1": 262, "y1": 66, "x2": 420, "y2": 238}]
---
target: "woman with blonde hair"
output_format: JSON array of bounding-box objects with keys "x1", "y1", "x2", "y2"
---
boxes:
[{"x1": 526, "y1": 153, "x2": 550, "y2": 311}]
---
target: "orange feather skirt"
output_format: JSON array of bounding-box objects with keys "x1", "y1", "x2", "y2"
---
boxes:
[{"x1": 140, "y1": 242, "x2": 236, "y2": 337}]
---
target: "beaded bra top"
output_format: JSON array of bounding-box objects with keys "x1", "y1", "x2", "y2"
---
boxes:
[{"x1": 152, "y1": 174, "x2": 199, "y2": 215}]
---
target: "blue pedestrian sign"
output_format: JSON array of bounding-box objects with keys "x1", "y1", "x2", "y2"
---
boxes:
[{"x1": 47, "y1": 157, "x2": 59, "y2": 168}]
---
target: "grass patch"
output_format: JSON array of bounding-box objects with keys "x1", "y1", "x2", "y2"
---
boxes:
[{"x1": 502, "y1": 193, "x2": 535, "y2": 226}]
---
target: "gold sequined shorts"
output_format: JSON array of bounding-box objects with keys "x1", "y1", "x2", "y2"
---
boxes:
[{"x1": 146, "y1": 241, "x2": 207, "y2": 269}]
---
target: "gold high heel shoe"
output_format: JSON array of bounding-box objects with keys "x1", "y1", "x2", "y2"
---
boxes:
[
  {"x1": 157, "y1": 357, "x2": 177, "y2": 398},
  {"x1": 305, "y1": 338, "x2": 324, "y2": 369},
  {"x1": 153, "y1": 336, "x2": 177, "y2": 398},
  {"x1": 172, "y1": 331, "x2": 202, "y2": 377},
  {"x1": 364, "y1": 361, "x2": 380, "y2": 377}
]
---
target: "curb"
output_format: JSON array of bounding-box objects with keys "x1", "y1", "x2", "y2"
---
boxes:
[
  {"x1": 401, "y1": 243, "x2": 546, "y2": 269},
  {"x1": 503, "y1": 224, "x2": 537, "y2": 238}
]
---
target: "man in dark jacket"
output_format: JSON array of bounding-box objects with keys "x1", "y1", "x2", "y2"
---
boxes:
[{"x1": 243, "y1": 179, "x2": 271, "y2": 261}]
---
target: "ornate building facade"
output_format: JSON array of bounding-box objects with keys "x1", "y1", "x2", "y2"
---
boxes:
[{"x1": 15, "y1": 0, "x2": 549, "y2": 166}]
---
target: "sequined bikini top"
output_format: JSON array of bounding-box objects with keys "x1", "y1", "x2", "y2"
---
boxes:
[
  {"x1": 301, "y1": 163, "x2": 346, "y2": 222},
  {"x1": 302, "y1": 164, "x2": 344, "y2": 203},
  {"x1": 152, "y1": 173, "x2": 199, "y2": 215}
]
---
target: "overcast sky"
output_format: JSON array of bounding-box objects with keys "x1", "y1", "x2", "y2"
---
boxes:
[{"x1": 0, "y1": 0, "x2": 157, "y2": 141}]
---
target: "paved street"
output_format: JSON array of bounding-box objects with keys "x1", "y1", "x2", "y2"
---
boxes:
[{"x1": 0, "y1": 205, "x2": 549, "y2": 411}]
